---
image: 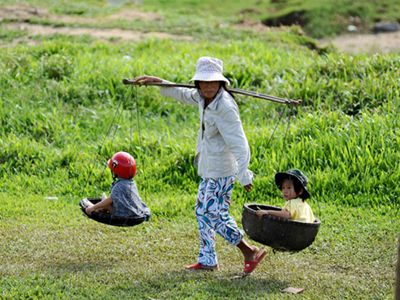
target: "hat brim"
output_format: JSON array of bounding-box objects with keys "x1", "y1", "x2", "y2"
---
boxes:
[
  {"x1": 275, "y1": 172, "x2": 310, "y2": 199},
  {"x1": 189, "y1": 73, "x2": 230, "y2": 85}
]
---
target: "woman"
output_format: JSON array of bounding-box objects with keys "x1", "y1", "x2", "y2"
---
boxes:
[{"x1": 134, "y1": 57, "x2": 266, "y2": 273}]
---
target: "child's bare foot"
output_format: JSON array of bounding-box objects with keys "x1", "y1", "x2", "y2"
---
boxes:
[{"x1": 237, "y1": 240, "x2": 260, "y2": 262}]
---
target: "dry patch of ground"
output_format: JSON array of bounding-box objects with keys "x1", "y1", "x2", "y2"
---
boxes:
[
  {"x1": 232, "y1": 18, "x2": 400, "y2": 55},
  {"x1": 0, "y1": 4, "x2": 192, "y2": 47},
  {"x1": 0, "y1": 4, "x2": 163, "y2": 22},
  {"x1": 319, "y1": 32, "x2": 400, "y2": 55},
  {"x1": 106, "y1": 9, "x2": 162, "y2": 21},
  {"x1": 231, "y1": 19, "x2": 272, "y2": 33},
  {"x1": 6, "y1": 22, "x2": 192, "y2": 45},
  {"x1": 0, "y1": 4, "x2": 48, "y2": 21}
]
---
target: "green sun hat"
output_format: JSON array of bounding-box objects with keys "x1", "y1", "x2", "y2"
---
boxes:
[{"x1": 275, "y1": 169, "x2": 310, "y2": 199}]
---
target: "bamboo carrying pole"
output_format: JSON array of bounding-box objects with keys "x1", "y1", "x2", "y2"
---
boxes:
[
  {"x1": 396, "y1": 235, "x2": 400, "y2": 300},
  {"x1": 122, "y1": 79, "x2": 302, "y2": 106}
]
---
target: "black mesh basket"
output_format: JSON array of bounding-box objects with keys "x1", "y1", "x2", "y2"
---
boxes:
[
  {"x1": 242, "y1": 203, "x2": 321, "y2": 252},
  {"x1": 79, "y1": 198, "x2": 148, "y2": 227}
]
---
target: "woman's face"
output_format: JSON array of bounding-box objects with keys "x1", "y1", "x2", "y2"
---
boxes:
[{"x1": 199, "y1": 81, "x2": 221, "y2": 101}]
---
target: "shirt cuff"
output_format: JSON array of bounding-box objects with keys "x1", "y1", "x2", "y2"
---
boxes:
[{"x1": 239, "y1": 169, "x2": 253, "y2": 186}]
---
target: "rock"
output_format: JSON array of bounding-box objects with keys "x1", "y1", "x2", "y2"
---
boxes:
[
  {"x1": 347, "y1": 25, "x2": 357, "y2": 32},
  {"x1": 372, "y1": 21, "x2": 400, "y2": 33}
]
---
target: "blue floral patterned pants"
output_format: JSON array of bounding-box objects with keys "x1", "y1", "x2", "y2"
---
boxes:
[{"x1": 195, "y1": 175, "x2": 244, "y2": 267}]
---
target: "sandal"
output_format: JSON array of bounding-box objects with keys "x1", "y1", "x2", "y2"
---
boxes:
[
  {"x1": 244, "y1": 249, "x2": 267, "y2": 274},
  {"x1": 185, "y1": 263, "x2": 219, "y2": 271}
]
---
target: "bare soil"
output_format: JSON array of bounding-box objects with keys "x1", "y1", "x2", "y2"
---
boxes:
[
  {"x1": 319, "y1": 32, "x2": 400, "y2": 55},
  {"x1": 231, "y1": 19, "x2": 273, "y2": 33},
  {"x1": 6, "y1": 22, "x2": 192, "y2": 44},
  {"x1": 233, "y1": 18, "x2": 400, "y2": 55},
  {"x1": 0, "y1": 4, "x2": 163, "y2": 22},
  {"x1": 0, "y1": 4, "x2": 191, "y2": 47}
]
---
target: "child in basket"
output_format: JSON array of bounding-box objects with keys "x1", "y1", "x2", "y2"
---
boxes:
[
  {"x1": 256, "y1": 169, "x2": 315, "y2": 223},
  {"x1": 84, "y1": 151, "x2": 151, "y2": 219}
]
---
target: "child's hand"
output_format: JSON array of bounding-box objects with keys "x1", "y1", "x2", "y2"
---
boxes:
[{"x1": 256, "y1": 210, "x2": 267, "y2": 219}]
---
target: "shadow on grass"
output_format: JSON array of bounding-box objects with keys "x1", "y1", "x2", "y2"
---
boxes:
[
  {"x1": 29, "y1": 263, "x2": 289, "y2": 299},
  {"x1": 135, "y1": 269, "x2": 289, "y2": 299}
]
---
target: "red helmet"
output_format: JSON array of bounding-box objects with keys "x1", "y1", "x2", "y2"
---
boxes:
[{"x1": 107, "y1": 152, "x2": 136, "y2": 179}]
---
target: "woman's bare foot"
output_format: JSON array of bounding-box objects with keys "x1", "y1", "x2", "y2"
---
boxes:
[
  {"x1": 244, "y1": 246, "x2": 259, "y2": 262},
  {"x1": 237, "y1": 240, "x2": 260, "y2": 262}
]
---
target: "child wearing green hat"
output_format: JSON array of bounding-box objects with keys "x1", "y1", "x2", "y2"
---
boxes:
[{"x1": 256, "y1": 169, "x2": 315, "y2": 223}]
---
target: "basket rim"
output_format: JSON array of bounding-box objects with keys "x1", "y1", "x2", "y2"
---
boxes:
[{"x1": 243, "y1": 202, "x2": 321, "y2": 227}]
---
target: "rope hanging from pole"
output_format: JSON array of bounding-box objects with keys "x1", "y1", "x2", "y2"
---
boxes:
[
  {"x1": 84, "y1": 95, "x2": 126, "y2": 192},
  {"x1": 78, "y1": 84, "x2": 149, "y2": 228}
]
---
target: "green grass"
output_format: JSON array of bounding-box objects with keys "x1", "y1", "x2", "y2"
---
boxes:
[
  {"x1": 0, "y1": 39, "x2": 399, "y2": 207},
  {"x1": 0, "y1": 195, "x2": 398, "y2": 299},
  {"x1": 0, "y1": 0, "x2": 399, "y2": 298},
  {"x1": 4, "y1": 0, "x2": 400, "y2": 38}
]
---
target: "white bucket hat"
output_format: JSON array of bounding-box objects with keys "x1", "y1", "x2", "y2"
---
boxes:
[{"x1": 189, "y1": 57, "x2": 230, "y2": 85}]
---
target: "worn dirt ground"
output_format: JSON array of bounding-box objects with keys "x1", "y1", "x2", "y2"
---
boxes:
[
  {"x1": 319, "y1": 31, "x2": 400, "y2": 55},
  {"x1": 0, "y1": 4, "x2": 192, "y2": 47}
]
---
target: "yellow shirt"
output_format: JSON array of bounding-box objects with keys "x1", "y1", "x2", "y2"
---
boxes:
[{"x1": 282, "y1": 198, "x2": 315, "y2": 223}]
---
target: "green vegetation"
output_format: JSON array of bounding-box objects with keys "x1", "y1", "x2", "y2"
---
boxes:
[
  {"x1": 0, "y1": 0, "x2": 399, "y2": 299},
  {"x1": 143, "y1": 0, "x2": 400, "y2": 38},
  {"x1": 3, "y1": 0, "x2": 400, "y2": 38}
]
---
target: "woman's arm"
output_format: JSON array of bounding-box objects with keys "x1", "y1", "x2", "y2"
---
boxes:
[
  {"x1": 134, "y1": 76, "x2": 200, "y2": 106},
  {"x1": 256, "y1": 209, "x2": 291, "y2": 219}
]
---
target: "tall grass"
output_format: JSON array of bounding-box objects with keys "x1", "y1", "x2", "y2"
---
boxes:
[{"x1": 1, "y1": 38, "x2": 399, "y2": 210}]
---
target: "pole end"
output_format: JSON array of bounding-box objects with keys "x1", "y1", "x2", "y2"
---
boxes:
[
  {"x1": 288, "y1": 99, "x2": 302, "y2": 106},
  {"x1": 122, "y1": 78, "x2": 131, "y2": 85}
]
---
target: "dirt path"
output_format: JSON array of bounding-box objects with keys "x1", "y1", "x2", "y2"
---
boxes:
[
  {"x1": 6, "y1": 22, "x2": 192, "y2": 44},
  {"x1": 0, "y1": 4, "x2": 163, "y2": 22},
  {"x1": 0, "y1": 4, "x2": 192, "y2": 46}
]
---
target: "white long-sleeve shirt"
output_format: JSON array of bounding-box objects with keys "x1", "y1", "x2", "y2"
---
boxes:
[{"x1": 160, "y1": 82, "x2": 253, "y2": 186}]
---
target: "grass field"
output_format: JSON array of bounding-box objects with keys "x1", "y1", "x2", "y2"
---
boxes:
[
  {"x1": 3, "y1": 0, "x2": 400, "y2": 38},
  {"x1": 0, "y1": 0, "x2": 399, "y2": 299}
]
